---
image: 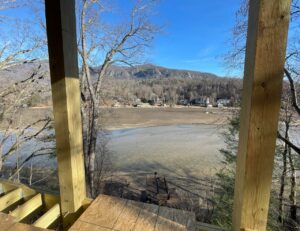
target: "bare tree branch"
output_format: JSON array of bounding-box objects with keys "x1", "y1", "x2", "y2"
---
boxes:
[
  {"x1": 277, "y1": 131, "x2": 300, "y2": 155},
  {"x1": 284, "y1": 68, "x2": 300, "y2": 115}
]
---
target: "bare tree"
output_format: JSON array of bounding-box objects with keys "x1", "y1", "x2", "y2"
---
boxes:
[
  {"x1": 0, "y1": 65, "x2": 54, "y2": 175},
  {"x1": 278, "y1": 112, "x2": 290, "y2": 224},
  {"x1": 0, "y1": 1, "x2": 54, "y2": 185},
  {"x1": 78, "y1": 0, "x2": 159, "y2": 197},
  {"x1": 0, "y1": 3, "x2": 46, "y2": 69}
]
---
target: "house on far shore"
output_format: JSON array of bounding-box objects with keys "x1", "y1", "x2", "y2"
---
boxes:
[
  {"x1": 177, "y1": 99, "x2": 189, "y2": 106},
  {"x1": 216, "y1": 98, "x2": 231, "y2": 107},
  {"x1": 132, "y1": 98, "x2": 142, "y2": 107},
  {"x1": 190, "y1": 97, "x2": 210, "y2": 107}
]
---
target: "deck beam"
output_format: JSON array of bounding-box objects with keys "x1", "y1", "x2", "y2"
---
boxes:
[
  {"x1": 33, "y1": 203, "x2": 61, "y2": 229},
  {"x1": 45, "y1": 0, "x2": 86, "y2": 214},
  {"x1": 0, "y1": 188, "x2": 23, "y2": 211},
  {"x1": 10, "y1": 193, "x2": 43, "y2": 222},
  {"x1": 233, "y1": 0, "x2": 291, "y2": 230}
]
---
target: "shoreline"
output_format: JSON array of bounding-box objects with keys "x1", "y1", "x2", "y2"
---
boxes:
[
  {"x1": 2, "y1": 106, "x2": 300, "y2": 132},
  {"x1": 105, "y1": 122, "x2": 225, "y2": 131}
]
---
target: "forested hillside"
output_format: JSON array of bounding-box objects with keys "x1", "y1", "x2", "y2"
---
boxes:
[{"x1": 0, "y1": 61, "x2": 243, "y2": 106}]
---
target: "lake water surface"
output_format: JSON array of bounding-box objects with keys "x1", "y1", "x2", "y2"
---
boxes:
[
  {"x1": 2, "y1": 124, "x2": 225, "y2": 179},
  {"x1": 108, "y1": 124, "x2": 225, "y2": 179}
]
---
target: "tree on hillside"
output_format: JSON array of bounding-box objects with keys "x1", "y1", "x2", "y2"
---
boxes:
[
  {"x1": 277, "y1": 91, "x2": 299, "y2": 230},
  {"x1": 211, "y1": 112, "x2": 239, "y2": 228},
  {"x1": 78, "y1": 0, "x2": 159, "y2": 197},
  {"x1": 211, "y1": 110, "x2": 298, "y2": 230}
]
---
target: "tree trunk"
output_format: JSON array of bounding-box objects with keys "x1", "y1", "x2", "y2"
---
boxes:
[
  {"x1": 278, "y1": 119, "x2": 290, "y2": 224},
  {"x1": 80, "y1": 1, "x2": 99, "y2": 198},
  {"x1": 88, "y1": 119, "x2": 97, "y2": 197},
  {"x1": 278, "y1": 141, "x2": 288, "y2": 223},
  {"x1": 288, "y1": 146, "x2": 297, "y2": 224}
]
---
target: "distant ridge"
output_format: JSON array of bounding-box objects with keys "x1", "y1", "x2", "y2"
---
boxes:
[
  {"x1": 91, "y1": 63, "x2": 232, "y2": 80},
  {"x1": 0, "y1": 60, "x2": 239, "y2": 85}
]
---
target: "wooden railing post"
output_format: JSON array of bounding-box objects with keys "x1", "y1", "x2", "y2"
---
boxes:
[
  {"x1": 233, "y1": 0, "x2": 291, "y2": 230},
  {"x1": 45, "y1": 0, "x2": 86, "y2": 214}
]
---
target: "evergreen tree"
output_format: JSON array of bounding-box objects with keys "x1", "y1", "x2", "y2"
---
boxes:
[
  {"x1": 211, "y1": 112, "x2": 287, "y2": 231},
  {"x1": 211, "y1": 112, "x2": 239, "y2": 229}
]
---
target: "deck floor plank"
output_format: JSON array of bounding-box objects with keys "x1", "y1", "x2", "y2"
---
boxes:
[
  {"x1": 131, "y1": 203, "x2": 159, "y2": 231},
  {"x1": 172, "y1": 207, "x2": 189, "y2": 227},
  {"x1": 77, "y1": 195, "x2": 127, "y2": 229},
  {"x1": 0, "y1": 212, "x2": 16, "y2": 231},
  {"x1": 154, "y1": 206, "x2": 186, "y2": 231},
  {"x1": 69, "y1": 195, "x2": 197, "y2": 231},
  {"x1": 69, "y1": 220, "x2": 111, "y2": 231},
  {"x1": 185, "y1": 210, "x2": 196, "y2": 231},
  {"x1": 112, "y1": 199, "x2": 143, "y2": 231}
]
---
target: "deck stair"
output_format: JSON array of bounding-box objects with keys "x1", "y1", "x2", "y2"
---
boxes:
[{"x1": 0, "y1": 179, "x2": 60, "y2": 230}]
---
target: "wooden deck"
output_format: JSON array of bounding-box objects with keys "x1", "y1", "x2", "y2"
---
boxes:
[
  {"x1": 69, "y1": 194, "x2": 197, "y2": 231},
  {"x1": 0, "y1": 180, "x2": 225, "y2": 231}
]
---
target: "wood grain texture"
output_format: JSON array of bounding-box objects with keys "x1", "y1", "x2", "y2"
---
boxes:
[
  {"x1": 0, "y1": 212, "x2": 51, "y2": 231},
  {"x1": 69, "y1": 195, "x2": 198, "y2": 231},
  {"x1": 185, "y1": 210, "x2": 196, "y2": 231},
  {"x1": 0, "y1": 179, "x2": 38, "y2": 201},
  {"x1": 112, "y1": 199, "x2": 143, "y2": 231},
  {"x1": 77, "y1": 195, "x2": 127, "y2": 229},
  {"x1": 69, "y1": 220, "x2": 111, "y2": 231},
  {"x1": 154, "y1": 206, "x2": 186, "y2": 231},
  {"x1": 33, "y1": 203, "x2": 61, "y2": 228},
  {"x1": 7, "y1": 222, "x2": 50, "y2": 231},
  {"x1": 0, "y1": 183, "x2": 17, "y2": 195},
  {"x1": 0, "y1": 212, "x2": 16, "y2": 230},
  {"x1": 196, "y1": 222, "x2": 227, "y2": 231},
  {"x1": 45, "y1": 0, "x2": 86, "y2": 214},
  {"x1": 0, "y1": 188, "x2": 23, "y2": 212},
  {"x1": 132, "y1": 202, "x2": 158, "y2": 231},
  {"x1": 10, "y1": 193, "x2": 43, "y2": 222},
  {"x1": 232, "y1": 0, "x2": 291, "y2": 230}
]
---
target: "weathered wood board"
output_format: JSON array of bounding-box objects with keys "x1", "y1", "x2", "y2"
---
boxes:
[
  {"x1": 69, "y1": 194, "x2": 197, "y2": 231},
  {"x1": 0, "y1": 212, "x2": 51, "y2": 231}
]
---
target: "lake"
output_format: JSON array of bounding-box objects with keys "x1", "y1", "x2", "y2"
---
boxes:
[
  {"x1": 1, "y1": 124, "x2": 225, "y2": 183},
  {"x1": 108, "y1": 124, "x2": 224, "y2": 180}
]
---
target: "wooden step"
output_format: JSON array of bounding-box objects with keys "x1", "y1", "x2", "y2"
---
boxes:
[
  {"x1": 10, "y1": 193, "x2": 43, "y2": 222},
  {"x1": 0, "y1": 188, "x2": 23, "y2": 211},
  {"x1": 0, "y1": 180, "x2": 63, "y2": 230},
  {"x1": 0, "y1": 183, "x2": 17, "y2": 195},
  {"x1": 33, "y1": 203, "x2": 61, "y2": 229}
]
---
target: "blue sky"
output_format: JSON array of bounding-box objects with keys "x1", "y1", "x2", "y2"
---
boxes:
[
  {"x1": 148, "y1": 0, "x2": 242, "y2": 76},
  {"x1": 1, "y1": 0, "x2": 242, "y2": 77},
  {"x1": 94, "y1": 0, "x2": 242, "y2": 76}
]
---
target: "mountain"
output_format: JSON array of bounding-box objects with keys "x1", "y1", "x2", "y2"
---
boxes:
[
  {"x1": 91, "y1": 64, "x2": 226, "y2": 80},
  {"x1": 0, "y1": 60, "x2": 236, "y2": 84},
  {"x1": 0, "y1": 60, "x2": 242, "y2": 106},
  {"x1": 0, "y1": 61, "x2": 50, "y2": 86}
]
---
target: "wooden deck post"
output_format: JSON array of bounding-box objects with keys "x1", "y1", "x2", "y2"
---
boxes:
[
  {"x1": 233, "y1": 0, "x2": 291, "y2": 230},
  {"x1": 45, "y1": 0, "x2": 86, "y2": 213}
]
